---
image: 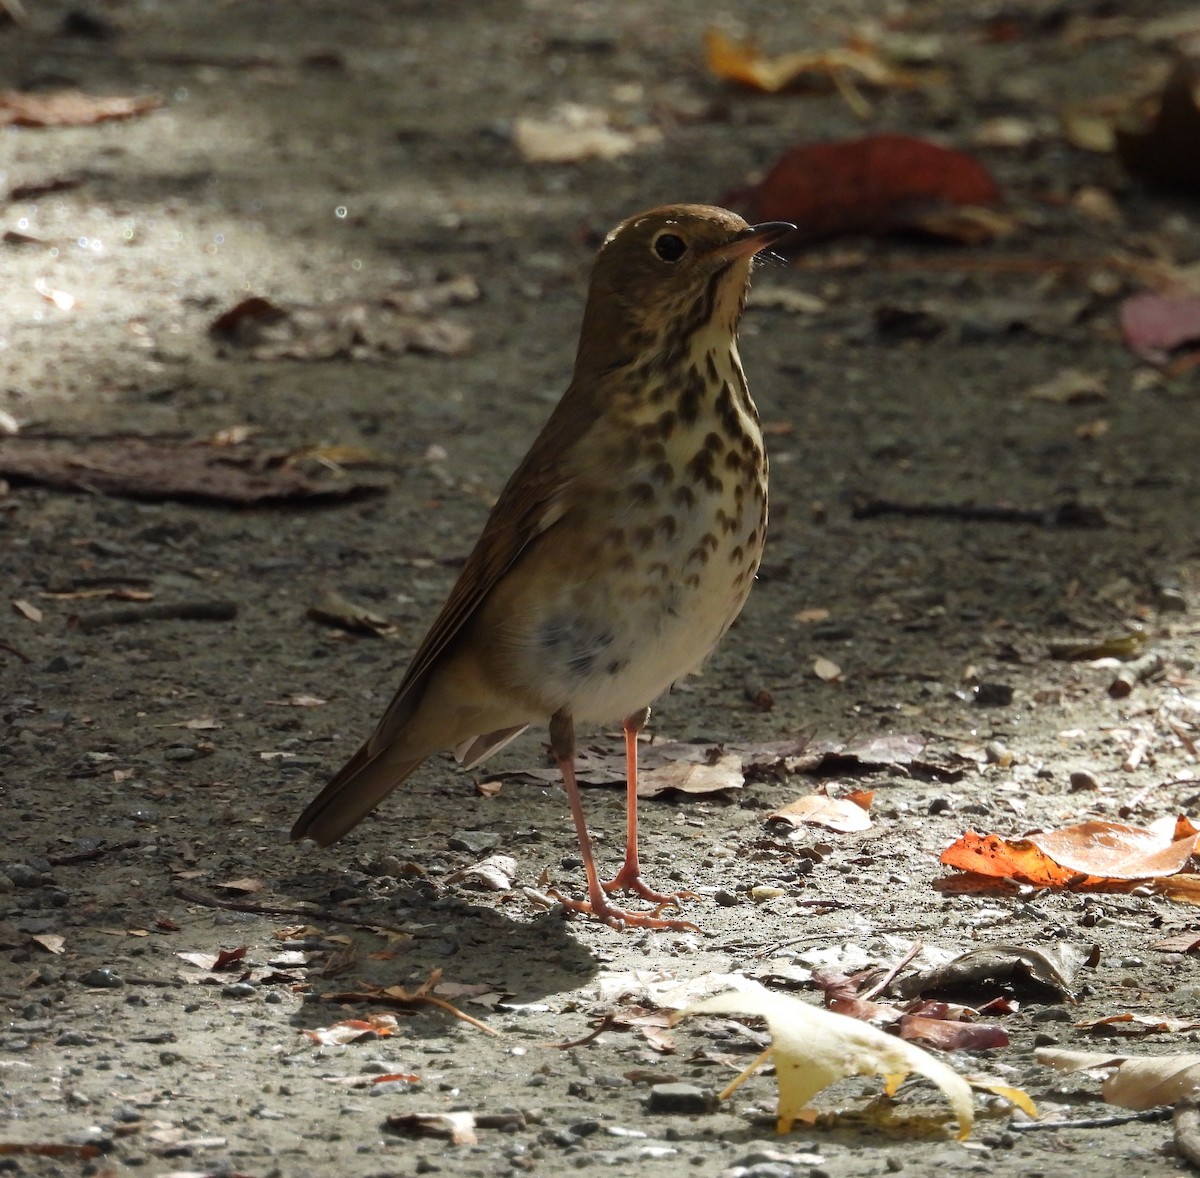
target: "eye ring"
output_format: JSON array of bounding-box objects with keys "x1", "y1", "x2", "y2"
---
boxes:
[{"x1": 652, "y1": 232, "x2": 688, "y2": 263}]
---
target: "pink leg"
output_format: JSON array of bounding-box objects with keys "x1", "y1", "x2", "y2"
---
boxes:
[
  {"x1": 600, "y1": 708, "x2": 699, "y2": 910},
  {"x1": 547, "y1": 710, "x2": 697, "y2": 932}
]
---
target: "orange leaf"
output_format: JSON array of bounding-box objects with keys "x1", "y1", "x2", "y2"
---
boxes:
[{"x1": 939, "y1": 831, "x2": 1082, "y2": 886}]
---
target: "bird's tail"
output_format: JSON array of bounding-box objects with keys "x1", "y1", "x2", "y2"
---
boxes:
[{"x1": 290, "y1": 741, "x2": 426, "y2": 848}]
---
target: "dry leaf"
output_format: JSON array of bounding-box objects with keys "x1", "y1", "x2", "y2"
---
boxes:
[
  {"x1": 1036, "y1": 1047, "x2": 1200, "y2": 1109},
  {"x1": 1023, "y1": 368, "x2": 1107, "y2": 403},
  {"x1": 730, "y1": 134, "x2": 1000, "y2": 247},
  {"x1": 444, "y1": 854, "x2": 517, "y2": 891},
  {"x1": 302, "y1": 1013, "x2": 401, "y2": 1046},
  {"x1": 0, "y1": 88, "x2": 161, "y2": 126},
  {"x1": 214, "y1": 877, "x2": 266, "y2": 893},
  {"x1": 210, "y1": 283, "x2": 476, "y2": 360},
  {"x1": 768, "y1": 791, "x2": 873, "y2": 833},
  {"x1": 513, "y1": 103, "x2": 660, "y2": 163},
  {"x1": 0, "y1": 435, "x2": 386, "y2": 506},
  {"x1": 638, "y1": 752, "x2": 744, "y2": 797},
  {"x1": 1119, "y1": 292, "x2": 1200, "y2": 364},
  {"x1": 677, "y1": 979, "x2": 977, "y2": 1138},
  {"x1": 307, "y1": 590, "x2": 397, "y2": 638},
  {"x1": 941, "y1": 818, "x2": 1199, "y2": 887},
  {"x1": 704, "y1": 29, "x2": 941, "y2": 114},
  {"x1": 813, "y1": 656, "x2": 843, "y2": 682},
  {"x1": 11, "y1": 599, "x2": 42, "y2": 623}
]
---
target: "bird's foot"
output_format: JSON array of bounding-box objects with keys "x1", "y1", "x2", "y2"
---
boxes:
[
  {"x1": 548, "y1": 888, "x2": 699, "y2": 932},
  {"x1": 600, "y1": 862, "x2": 700, "y2": 909}
]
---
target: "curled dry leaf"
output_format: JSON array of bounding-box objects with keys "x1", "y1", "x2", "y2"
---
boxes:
[
  {"x1": 513, "y1": 103, "x2": 661, "y2": 163},
  {"x1": 676, "y1": 979, "x2": 975, "y2": 1138},
  {"x1": 443, "y1": 854, "x2": 517, "y2": 891},
  {"x1": 1036, "y1": 1047, "x2": 1200, "y2": 1110},
  {"x1": 307, "y1": 589, "x2": 397, "y2": 638},
  {"x1": 768, "y1": 790, "x2": 873, "y2": 834},
  {"x1": 704, "y1": 29, "x2": 943, "y2": 114},
  {"x1": 302, "y1": 1013, "x2": 402, "y2": 1046}
]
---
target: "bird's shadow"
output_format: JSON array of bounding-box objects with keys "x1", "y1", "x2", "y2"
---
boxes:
[{"x1": 279, "y1": 866, "x2": 600, "y2": 1004}]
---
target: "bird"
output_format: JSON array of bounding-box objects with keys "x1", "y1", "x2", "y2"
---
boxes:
[{"x1": 291, "y1": 204, "x2": 793, "y2": 930}]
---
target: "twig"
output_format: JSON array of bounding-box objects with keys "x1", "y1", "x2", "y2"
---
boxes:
[
  {"x1": 0, "y1": 641, "x2": 32, "y2": 664},
  {"x1": 46, "y1": 838, "x2": 142, "y2": 866},
  {"x1": 851, "y1": 496, "x2": 1107, "y2": 529},
  {"x1": 75, "y1": 600, "x2": 237, "y2": 631},
  {"x1": 318, "y1": 985, "x2": 500, "y2": 1037},
  {"x1": 1123, "y1": 728, "x2": 1153, "y2": 773},
  {"x1": 1109, "y1": 653, "x2": 1164, "y2": 698},
  {"x1": 862, "y1": 940, "x2": 922, "y2": 1001},
  {"x1": 1009, "y1": 1107, "x2": 1172, "y2": 1132},
  {"x1": 550, "y1": 1012, "x2": 618, "y2": 1050}
]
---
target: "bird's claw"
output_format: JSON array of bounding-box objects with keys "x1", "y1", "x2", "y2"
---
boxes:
[{"x1": 548, "y1": 888, "x2": 699, "y2": 932}]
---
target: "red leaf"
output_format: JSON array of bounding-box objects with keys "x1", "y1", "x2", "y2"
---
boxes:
[{"x1": 731, "y1": 134, "x2": 1001, "y2": 245}]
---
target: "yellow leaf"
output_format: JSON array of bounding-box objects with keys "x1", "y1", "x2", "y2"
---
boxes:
[{"x1": 676, "y1": 980, "x2": 974, "y2": 1138}]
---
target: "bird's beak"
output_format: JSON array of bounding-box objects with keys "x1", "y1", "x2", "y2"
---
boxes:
[{"x1": 719, "y1": 220, "x2": 796, "y2": 260}]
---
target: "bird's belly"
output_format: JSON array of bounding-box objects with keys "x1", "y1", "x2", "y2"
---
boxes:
[{"x1": 502, "y1": 477, "x2": 765, "y2": 724}]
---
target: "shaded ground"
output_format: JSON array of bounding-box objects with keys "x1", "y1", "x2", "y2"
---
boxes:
[{"x1": 2, "y1": 2, "x2": 1199, "y2": 1175}]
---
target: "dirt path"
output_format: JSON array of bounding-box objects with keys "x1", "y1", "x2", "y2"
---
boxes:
[{"x1": 2, "y1": 2, "x2": 1199, "y2": 1175}]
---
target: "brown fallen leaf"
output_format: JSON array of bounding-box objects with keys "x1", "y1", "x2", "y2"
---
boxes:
[
  {"x1": 210, "y1": 281, "x2": 477, "y2": 360},
  {"x1": 302, "y1": 1013, "x2": 402, "y2": 1046},
  {"x1": 768, "y1": 790, "x2": 873, "y2": 834},
  {"x1": 0, "y1": 88, "x2": 161, "y2": 127},
  {"x1": 0, "y1": 435, "x2": 386, "y2": 505}
]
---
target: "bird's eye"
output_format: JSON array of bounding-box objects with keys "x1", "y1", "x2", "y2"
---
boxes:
[{"x1": 652, "y1": 233, "x2": 688, "y2": 263}]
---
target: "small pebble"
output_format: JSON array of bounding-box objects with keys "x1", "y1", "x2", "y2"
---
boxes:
[
  {"x1": 448, "y1": 830, "x2": 502, "y2": 854},
  {"x1": 713, "y1": 888, "x2": 739, "y2": 907},
  {"x1": 1068, "y1": 769, "x2": 1099, "y2": 792},
  {"x1": 222, "y1": 982, "x2": 257, "y2": 999},
  {"x1": 80, "y1": 968, "x2": 124, "y2": 989},
  {"x1": 973, "y1": 682, "x2": 1014, "y2": 707},
  {"x1": 4, "y1": 863, "x2": 45, "y2": 888},
  {"x1": 646, "y1": 1082, "x2": 717, "y2": 1115},
  {"x1": 163, "y1": 746, "x2": 199, "y2": 762}
]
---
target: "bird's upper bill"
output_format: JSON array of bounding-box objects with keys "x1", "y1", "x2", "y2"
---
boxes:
[{"x1": 709, "y1": 219, "x2": 795, "y2": 262}]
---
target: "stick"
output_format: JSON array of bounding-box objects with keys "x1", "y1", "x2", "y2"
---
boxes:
[
  {"x1": 76, "y1": 600, "x2": 237, "y2": 631},
  {"x1": 851, "y1": 496, "x2": 1106, "y2": 528},
  {"x1": 1109, "y1": 652, "x2": 1164, "y2": 698},
  {"x1": 1009, "y1": 1108, "x2": 1172, "y2": 1132}
]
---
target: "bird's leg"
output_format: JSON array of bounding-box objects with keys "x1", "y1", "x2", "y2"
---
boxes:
[
  {"x1": 600, "y1": 707, "x2": 700, "y2": 909},
  {"x1": 547, "y1": 709, "x2": 697, "y2": 932}
]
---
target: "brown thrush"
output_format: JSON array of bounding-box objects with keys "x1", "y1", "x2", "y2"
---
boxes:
[{"x1": 292, "y1": 204, "x2": 793, "y2": 929}]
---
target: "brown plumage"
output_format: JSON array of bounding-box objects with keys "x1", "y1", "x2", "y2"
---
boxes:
[{"x1": 291, "y1": 204, "x2": 792, "y2": 929}]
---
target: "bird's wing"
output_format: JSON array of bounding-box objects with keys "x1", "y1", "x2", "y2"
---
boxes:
[{"x1": 363, "y1": 380, "x2": 603, "y2": 752}]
